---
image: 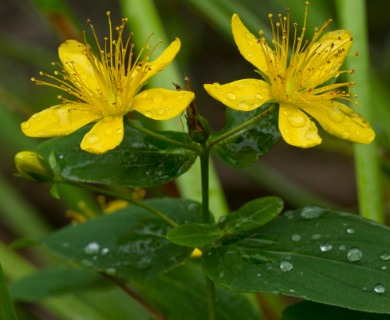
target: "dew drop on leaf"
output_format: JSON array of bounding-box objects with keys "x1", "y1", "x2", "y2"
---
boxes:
[
  {"x1": 380, "y1": 252, "x2": 390, "y2": 261},
  {"x1": 374, "y1": 283, "x2": 386, "y2": 294},
  {"x1": 84, "y1": 241, "x2": 100, "y2": 255},
  {"x1": 301, "y1": 208, "x2": 322, "y2": 219},
  {"x1": 105, "y1": 268, "x2": 116, "y2": 276},
  {"x1": 291, "y1": 234, "x2": 302, "y2": 242},
  {"x1": 346, "y1": 227, "x2": 355, "y2": 234},
  {"x1": 320, "y1": 243, "x2": 333, "y2": 252},
  {"x1": 347, "y1": 248, "x2": 363, "y2": 262},
  {"x1": 280, "y1": 261, "x2": 294, "y2": 273}
]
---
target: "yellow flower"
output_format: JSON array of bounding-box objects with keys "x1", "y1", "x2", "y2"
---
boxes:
[
  {"x1": 22, "y1": 12, "x2": 194, "y2": 154},
  {"x1": 204, "y1": 5, "x2": 375, "y2": 148}
]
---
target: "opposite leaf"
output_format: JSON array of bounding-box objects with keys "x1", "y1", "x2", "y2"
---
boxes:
[
  {"x1": 36, "y1": 124, "x2": 198, "y2": 187},
  {"x1": 204, "y1": 206, "x2": 390, "y2": 314},
  {"x1": 38, "y1": 198, "x2": 201, "y2": 281},
  {"x1": 166, "y1": 223, "x2": 222, "y2": 247},
  {"x1": 212, "y1": 104, "x2": 280, "y2": 168}
]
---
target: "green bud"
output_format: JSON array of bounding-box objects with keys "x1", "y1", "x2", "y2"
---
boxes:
[{"x1": 15, "y1": 151, "x2": 53, "y2": 182}]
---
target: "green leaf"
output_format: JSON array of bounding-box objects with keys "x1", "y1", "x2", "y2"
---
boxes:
[
  {"x1": 218, "y1": 196, "x2": 283, "y2": 234},
  {"x1": 10, "y1": 266, "x2": 109, "y2": 302},
  {"x1": 38, "y1": 198, "x2": 201, "y2": 281},
  {"x1": 166, "y1": 223, "x2": 222, "y2": 247},
  {"x1": 36, "y1": 124, "x2": 198, "y2": 187},
  {"x1": 212, "y1": 105, "x2": 280, "y2": 168},
  {"x1": 0, "y1": 262, "x2": 17, "y2": 320},
  {"x1": 281, "y1": 301, "x2": 390, "y2": 320},
  {"x1": 203, "y1": 206, "x2": 390, "y2": 313},
  {"x1": 133, "y1": 262, "x2": 262, "y2": 320}
]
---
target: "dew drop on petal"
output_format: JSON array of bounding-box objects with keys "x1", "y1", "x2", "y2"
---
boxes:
[
  {"x1": 238, "y1": 102, "x2": 249, "y2": 110},
  {"x1": 280, "y1": 260, "x2": 294, "y2": 272},
  {"x1": 327, "y1": 107, "x2": 345, "y2": 123},
  {"x1": 153, "y1": 94, "x2": 164, "y2": 104},
  {"x1": 21, "y1": 122, "x2": 31, "y2": 129},
  {"x1": 341, "y1": 131, "x2": 351, "y2": 139},
  {"x1": 86, "y1": 135, "x2": 100, "y2": 144},
  {"x1": 347, "y1": 248, "x2": 363, "y2": 262},
  {"x1": 380, "y1": 252, "x2": 390, "y2": 261},
  {"x1": 320, "y1": 243, "x2": 333, "y2": 252},
  {"x1": 84, "y1": 242, "x2": 100, "y2": 255},
  {"x1": 291, "y1": 234, "x2": 302, "y2": 242},
  {"x1": 255, "y1": 93, "x2": 263, "y2": 100},
  {"x1": 226, "y1": 92, "x2": 236, "y2": 100},
  {"x1": 105, "y1": 128, "x2": 114, "y2": 136},
  {"x1": 144, "y1": 111, "x2": 152, "y2": 118},
  {"x1": 374, "y1": 283, "x2": 386, "y2": 294},
  {"x1": 212, "y1": 82, "x2": 221, "y2": 88},
  {"x1": 158, "y1": 109, "x2": 165, "y2": 115},
  {"x1": 288, "y1": 114, "x2": 307, "y2": 128}
]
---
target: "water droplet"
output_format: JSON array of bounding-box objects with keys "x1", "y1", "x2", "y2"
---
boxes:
[
  {"x1": 255, "y1": 93, "x2": 263, "y2": 100},
  {"x1": 101, "y1": 248, "x2": 110, "y2": 255},
  {"x1": 347, "y1": 248, "x2": 363, "y2": 262},
  {"x1": 226, "y1": 92, "x2": 236, "y2": 100},
  {"x1": 105, "y1": 268, "x2": 116, "y2": 276},
  {"x1": 280, "y1": 260, "x2": 294, "y2": 272},
  {"x1": 144, "y1": 111, "x2": 152, "y2": 117},
  {"x1": 157, "y1": 109, "x2": 165, "y2": 115},
  {"x1": 339, "y1": 245, "x2": 346, "y2": 251},
  {"x1": 21, "y1": 122, "x2": 31, "y2": 129},
  {"x1": 311, "y1": 234, "x2": 322, "y2": 240},
  {"x1": 381, "y1": 266, "x2": 388, "y2": 271},
  {"x1": 58, "y1": 154, "x2": 64, "y2": 160},
  {"x1": 301, "y1": 207, "x2": 322, "y2": 219},
  {"x1": 245, "y1": 32, "x2": 253, "y2": 40},
  {"x1": 212, "y1": 82, "x2": 221, "y2": 88},
  {"x1": 238, "y1": 102, "x2": 249, "y2": 110},
  {"x1": 105, "y1": 128, "x2": 114, "y2": 136},
  {"x1": 291, "y1": 234, "x2": 302, "y2": 242},
  {"x1": 380, "y1": 252, "x2": 390, "y2": 261},
  {"x1": 328, "y1": 107, "x2": 345, "y2": 123},
  {"x1": 374, "y1": 283, "x2": 386, "y2": 294},
  {"x1": 346, "y1": 227, "x2": 355, "y2": 234},
  {"x1": 219, "y1": 272, "x2": 225, "y2": 279},
  {"x1": 84, "y1": 242, "x2": 100, "y2": 255},
  {"x1": 320, "y1": 243, "x2": 333, "y2": 252},
  {"x1": 86, "y1": 135, "x2": 100, "y2": 144},
  {"x1": 288, "y1": 114, "x2": 307, "y2": 128},
  {"x1": 257, "y1": 273, "x2": 261, "y2": 277},
  {"x1": 62, "y1": 242, "x2": 69, "y2": 248},
  {"x1": 341, "y1": 131, "x2": 351, "y2": 139}
]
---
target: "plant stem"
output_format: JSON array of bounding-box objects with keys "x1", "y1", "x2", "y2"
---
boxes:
[
  {"x1": 335, "y1": 0, "x2": 384, "y2": 222},
  {"x1": 208, "y1": 104, "x2": 276, "y2": 148},
  {"x1": 199, "y1": 147, "x2": 216, "y2": 319},
  {"x1": 69, "y1": 183, "x2": 178, "y2": 227}
]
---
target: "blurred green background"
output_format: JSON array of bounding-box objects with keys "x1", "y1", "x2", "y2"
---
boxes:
[{"x1": 0, "y1": 0, "x2": 389, "y2": 318}]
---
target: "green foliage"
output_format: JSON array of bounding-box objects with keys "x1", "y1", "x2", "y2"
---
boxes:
[
  {"x1": 38, "y1": 198, "x2": 201, "y2": 281},
  {"x1": 281, "y1": 301, "x2": 390, "y2": 320},
  {"x1": 167, "y1": 223, "x2": 222, "y2": 247},
  {"x1": 212, "y1": 106, "x2": 280, "y2": 167},
  {"x1": 203, "y1": 206, "x2": 390, "y2": 313},
  {"x1": 36, "y1": 123, "x2": 198, "y2": 187},
  {"x1": 0, "y1": 262, "x2": 17, "y2": 320}
]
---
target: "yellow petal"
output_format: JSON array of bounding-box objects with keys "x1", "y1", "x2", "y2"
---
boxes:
[
  {"x1": 141, "y1": 38, "x2": 181, "y2": 85},
  {"x1": 59, "y1": 40, "x2": 101, "y2": 92},
  {"x1": 299, "y1": 100, "x2": 375, "y2": 144},
  {"x1": 21, "y1": 104, "x2": 101, "y2": 137},
  {"x1": 204, "y1": 79, "x2": 272, "y2": 111},
  {"x1": 132, "y1": 88, "x2": 194, "y2": 120},
  {"x1": 279, "y1": 104, "x2": 322, "y2": 148},
  {"x1": 232, "y1": 14, "x2": 272, "y2": 77},
  {"x1": 300, "y1": 30, "x2": 353, "y2": 88},
  {"x1": 81, "y1": 116, "x2": 124, "y2": 154}
]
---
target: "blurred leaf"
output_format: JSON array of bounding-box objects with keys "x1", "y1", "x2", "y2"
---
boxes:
[
  {"x1": 39, "y1": 198, "x2": 201, "y2": 281},
  {"x1": 134, "y1": 262, "x2": 262, "y2": 320},
  {"x1": 0, "y1": 262, "x2": 17, "y2": 320},
  {"x1": 167, "y1": 223, "x2": 222, "y2": 247},
  {"x1": 10, "y1": 266, "x2": 108, "y2": 302},
  {"x1": 203, "y1": 206, "x2": 390, "y2": 313},
  {"x1": 218, "y1": 196, "x2": 283, "y2": 235},
  {"x1": 212, "y1": 106, "x2": 280, "y2": 167},
  {"x1": 36, "y1": 123, "x2": 198, "y2": 187},
  {"x1": 281, "y1": 301, "x2": 390, "y2": 320}
]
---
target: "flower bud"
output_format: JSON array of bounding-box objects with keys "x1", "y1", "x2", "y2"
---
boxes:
[{"x1": 15, "y1": 151, "x2": 52, "y2": 182}]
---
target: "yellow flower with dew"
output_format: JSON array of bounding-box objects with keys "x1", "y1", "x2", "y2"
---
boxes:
[
  {"x1": 204, "y1": 2, "x2": 375, "y2": 148},
  {"x1": 22, "y1": 12, "x2": 194, "y2": 154}
]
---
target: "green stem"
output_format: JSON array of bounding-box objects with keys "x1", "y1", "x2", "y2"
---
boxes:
[
  {"x1": 69, "y1": 182, "x2": 178, "y2": 227},
  {"x1": 208, "y1": 104, "x2": 276, "y2": 148},
  {"x1": 199, "y1": 147, "x2": 216, "y2": 319},
  {"x1": 127, "y1": 119, "x2": 201, "y2": 153},
  {"x1": 336, "y1": 0, "x2": 384, "y2": 222}
]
